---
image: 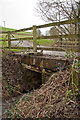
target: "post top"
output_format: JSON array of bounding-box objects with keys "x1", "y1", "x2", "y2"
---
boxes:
[{"x1": 33, "y1": 25, "x2": 36, "y2": 27}]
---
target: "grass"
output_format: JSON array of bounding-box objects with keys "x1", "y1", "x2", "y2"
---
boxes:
[
  {"x1": 2, "y1": 48, "x2": 31, "y2": 53},
  {"x1": 0, "y1": 27, "x2": 32, "y2": 45},
  {"x1": 31, "y1": 39, "x2": 55, "y2": 47},
  {"x1": 0, "y1": 27, "x2": 15, "y2": 31},
  {"x1": 38, "y1": 39, "x2": 55, "y2": 46},
  {"x1": 0, "y1": 37, "x2": 7, "y2": 40},
  {"x1": 0, "y1": 27, "x2": 31, "y2": 35},
  {"x1": 0, "y1": 41, "x2": 8, "y2": 47},
  {"x1": 7, "y1": 49, "x2": 24, "y2": 52},
  {"x1": 10, "y1": 34, "x2": 32, "y2": 39}
]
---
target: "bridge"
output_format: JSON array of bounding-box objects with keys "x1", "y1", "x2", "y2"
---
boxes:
[{"x1": 1, "y1": 18, "x2": 80, "y2": 84}]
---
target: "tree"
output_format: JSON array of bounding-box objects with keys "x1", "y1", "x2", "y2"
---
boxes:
[
  {"x1": 37, "y1": 29, "x2": 42, "y2": 37},
  {"x1": 36, "y1": 0, "x2": 79, "y2": 22},
  {"x1": 50, "y1": 27, "x2": 59, "y2": 36},
  {"x1": 45, "y1": 30, "x2": 50, "y2": 36},
  {"x1": 36, "y1": 0, "x2": 79, "y2": 38}
]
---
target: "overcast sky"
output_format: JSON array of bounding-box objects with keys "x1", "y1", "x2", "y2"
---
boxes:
[
  {"x1": 0, "y1": 0, "x2": 45, "y2": 29},
  {"x1": 0, "y1": 0, "x2": 79, "y2": 33}
]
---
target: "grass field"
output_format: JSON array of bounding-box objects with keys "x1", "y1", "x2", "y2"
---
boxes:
[
  {"x1": 37, "y1": 39, "x2": 55, "y2": 46},
  {"x1": 0, "y1": 41, "x2": 8, "y2": 47},
  {"x1": 0, "y1": 27, "x2": 32, "y2": 35},
  {"x1": 0, "y1": 27, "x2": 15, "y2": 31},
  {"x1": 30, "y1": 39, "x2": 55, "y2": 47},
  {"x1": 0, "y1": 27, "x2": 32, "y2": 40}
]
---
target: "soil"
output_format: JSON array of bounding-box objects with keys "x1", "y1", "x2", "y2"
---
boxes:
[
  {"x1": 2, "y1": 50, "x2": 42, "y2": 100},
  {"x1": 2, "y1": 95, "x2": 22, "y2": 118},
  {"x1": 2, "y1": 50, "x2": 42, "y2": 118},
  {"x1": 2, "y1": 50, "x2": 24, "y2": 99},
  {"x1": 2, "y1": 50, "x2": 24, "y2": 118}
]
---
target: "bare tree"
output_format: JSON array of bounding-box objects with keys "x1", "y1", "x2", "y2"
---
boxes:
[
  {"x1": 37, "y1": 29, "x2": 42, "y2": 37},
  {"x1": 36, "y1": 0, "x2": 79, "y2": 37},
  {"x1": 36, "y1": 0, "x2": 78, "y2": 22}
]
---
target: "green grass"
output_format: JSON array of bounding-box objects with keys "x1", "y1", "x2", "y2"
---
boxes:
[
  {"x1": 0, "y1": 27, "x2": 31, "y2": 35},
  {"x1": 3, "y1": 48, "x2": 30, "y2": 52},
  {"x1": 0, "y1": 37, "x2": 7, "y2": 40},
  {"x1": 38, "y1": 39, "x2": 55, "y2": 46},
  {"x1": 0, "y1": 41, "x2": 8, "y2": 47},
  {"x1": 17, "y1": 31, "x2": 31, "y2": 35},
  {"x1": 8, "y1": 49, "x2": 24, "y2": 52},
  {"x1": 10, "y1": 34, "x2": 32, "y2": 39},
  {"x1": 0, "y1": 27, "x2": 15, "y2": 31},
  {"x1": 31, "y1": 39, "x2": 55, "y2": 47}
]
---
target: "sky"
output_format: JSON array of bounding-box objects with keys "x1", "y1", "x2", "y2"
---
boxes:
[
  {"x1": 0, "y1": 0, "x2": 45, "y2": 30},
  {"x1": 0, "y1": 0, "x2": 79, "y2": 33}
]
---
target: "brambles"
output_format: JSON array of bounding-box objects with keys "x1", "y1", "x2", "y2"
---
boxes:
[
  {"x1": 10, "y1": 70, "x2": 79, "y2": 118},
  {"x1": 65, "y1": 49, "x2": 80, "y2": 88}
]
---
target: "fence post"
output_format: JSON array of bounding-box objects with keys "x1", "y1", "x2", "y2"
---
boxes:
[
  {"x1": 8, "y1": 31, "x2": 11, "y2": 49},
  {"x1": 33, "y1": 25, "x2": 37, "y2": 52}
]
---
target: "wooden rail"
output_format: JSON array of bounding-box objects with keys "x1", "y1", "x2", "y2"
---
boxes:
[
  {"x1": 0, "y1": 34, "x2": 80, "y2": 42},
  {"x1": 1, "y1": 18, "x2": 80, "y2": 52},
  {"x1": 1, "y1": 18, "x2": 80, "y2": 34}
]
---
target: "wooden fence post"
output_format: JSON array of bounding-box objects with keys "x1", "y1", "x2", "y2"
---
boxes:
[
  {"x1": 8, "y1": 31, "x2": 11, "y2": 49},
  {"x1": 33, "y1": 25, "x2": 37, "y2": 52}
]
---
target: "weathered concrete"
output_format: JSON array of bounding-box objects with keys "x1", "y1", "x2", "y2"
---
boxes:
[{"x1": 15, "y1": 53, "x2": 66, "y2": 72}]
